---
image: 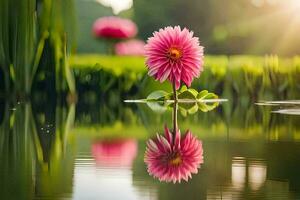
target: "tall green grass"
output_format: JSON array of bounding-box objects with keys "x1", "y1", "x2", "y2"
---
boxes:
[{"x1": 0, "y1": 0, "x2": 76, "y2": 97}]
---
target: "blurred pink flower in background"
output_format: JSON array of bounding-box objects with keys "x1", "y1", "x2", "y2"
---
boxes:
[
  {"x1": 115, "y1": 39, "x2": 145, "y2": 56},
  {"x1": 144, "y1": 126, "x2": 203, "y2": 183},
  {"x1": 93, "y1": 16, "x2": 137, "y2": 39},
  {"x1": 92, "y1": 139, "x2": 137, "y2": 167},
  {"x1": 145, "y1": 26, "x2": 204, "y2": 89}
]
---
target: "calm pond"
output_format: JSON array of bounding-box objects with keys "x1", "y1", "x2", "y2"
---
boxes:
[{"x1": 1, "y1": 98, "x2": 300, "y2": 200}]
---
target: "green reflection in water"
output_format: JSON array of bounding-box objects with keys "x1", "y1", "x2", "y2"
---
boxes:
[
  {"x1": 72, "y1": 101, "x2": 300, "y2": 142},
  {"x1": 1, "y1": 100, "x2": 300, "y2": 199},
  {"x1": 0, "y1": 102, "x2": 75, "y2": 200}
]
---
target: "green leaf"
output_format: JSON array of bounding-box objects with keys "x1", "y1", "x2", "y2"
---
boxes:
[
  {"x1": 198, "y1": 102, "x2": 219, "y2": 112},
  {"x1": 188, "y1": 88, "x2": 199, "y2": 97},
  {"x1": 179, "y1": 102, "x2": 194, "y2": 110},
  {"x1": 145, "y1": 89, "x2": 223, "y2": 115},
  {"x1": 198, "y1": 103, "x2": 210, "y2": 112},
  {"x1": 178, "y1": 90, "x2": 197, "y2": 100},
  {"x1": 197, "y1": 90, "x2": 209, "y2": 99},
  {"x1": 197, "y1": 92, "x2": 219, "y2": 112},
  {"x1": 146, "y1": 90, "x2": 172, "y2": 114},
  {"x1": 178, "y1": 86, "x2": 198, "y2": 99},
  {"x1": 204, "y1": 93, "x2": 219, "y2": 100},
  {"x1": 147, "y1": 90, "x2": 168, "y2": 101},
  {"x1": 179, "y1": 85, "x2": 188, "y2": 93},
  {"x1": 146, "y1": 102, "x2": 168, "y2": 113},
  {"x1": 179, "y1": 107, "x2": 187, "y2": 117},
  {"x1": 187, "y1": 103, "x2": 199, "y2": 114}
]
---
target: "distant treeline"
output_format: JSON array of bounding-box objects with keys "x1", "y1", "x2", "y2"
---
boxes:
[{"x1": 74, "y1": 0, "x2": 300, "y2": 56}]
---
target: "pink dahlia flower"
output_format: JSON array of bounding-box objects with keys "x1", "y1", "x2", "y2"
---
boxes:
[
  {"x1": 145, "y1": 26, "x2": 204, "y2": 89},
  {"x1": 144, "y1": 126, "x2": 203, "y2": 183},
  {"x1": 115, "y1": 39, "x2": 145, "y2": 56},
  {"x1": 93, "y1": 16, "x2": 137, "y2": 39},
  {"x1": 92, "y1": 139, "x2": 137, "y2": 167}
]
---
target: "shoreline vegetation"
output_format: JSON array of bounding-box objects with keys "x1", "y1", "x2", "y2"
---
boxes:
[
  {"x1": 1, "y1": 54, "x2": 300, "y2": 103},
  {"x1": 70, "y1": 54, "x2": 300, "y2": 101}
]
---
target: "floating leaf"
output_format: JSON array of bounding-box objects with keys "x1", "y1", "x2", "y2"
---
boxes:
[
  {"x1": 187, "y1": 103, "x2": 199, "y2": 114},
  {"x1": 188, "y1": 88, "x2": 199, "y2": 97},
  {"x1": 197, "y1": 90, "x2": 209, "y2": 99},
  {"x1": 146, "y1": 90, "x2": 170, "y2": 113},
  {"x1": 198, "y1": 92, "x2": 219, "y2": 112},
  {"x1": 177, "y1": 86, "x2": 198, "y2": 99},
  {"x1": 198, "y1": 103, "x2": 210, "y2": 112},
  {"x1": 179, "y1": 106, "x2": 188, "y2": 117},
  {"x1": 179, "y1": 85, "x2": 188, "y2": 93},
  {"x1": 147, "y1": 90, "x2": 168, "y2": 101},
  {"x1": 144, "y1": 88, "x2": 224, "y2": 115},
  {"x1": 146, "y1": 102, "x2": 168, "y2": 113},
  {"x1": 178, "y1": 90, "x2": 197, "y2": 100}
]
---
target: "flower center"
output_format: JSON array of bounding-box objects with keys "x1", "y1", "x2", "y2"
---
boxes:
[
  {"x1": 167, "y1": 47, "x2": 182, "y2": 61},
  {"x1": 169, "y1": 153, "x2": 182, "y2": 166}
]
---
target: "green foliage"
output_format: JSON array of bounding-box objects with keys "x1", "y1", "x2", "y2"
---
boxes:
[
  {"x1": 71, "y1": 54, "x2": 145, "y2": 75},
  {"x1": 144, "y1": 86, "x2": 221, "y2": 116},
  {"x1": 0, "y1": 103, "x2": 36, "y2": 199},
  {"x1": 0, "y1": 102, "x2": 75, "y2": 199},
  {"x1": 132, "y1": 0, "x2": 300, "y2": 55},
  {"x1": 70, "y1": 54, "x2": 300, "y2": 102},
  {"x1": 0, "y1": 0, "x2": 37, "y2": 94},
  {"x1": 69, "y1": 100, "x2": 300, "y2": 142},
  {"x1": 0, "y1": 0, "x2": 76, "y2": 96},
  {"x1": 146, "y1": 90, "x2": 169, "y2": 101},
  {"x1": 196, "y1": 90, "x2": 220, "y2": 112}
]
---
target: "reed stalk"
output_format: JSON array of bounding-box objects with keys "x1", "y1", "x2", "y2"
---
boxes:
[{"x1": 0, "y1": 0, "x2": 76, "y2": 98}]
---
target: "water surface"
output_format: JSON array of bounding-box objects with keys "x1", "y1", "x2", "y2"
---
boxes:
[{"x1": 1, "y1": 100, "x2": 300, "y2": 200}]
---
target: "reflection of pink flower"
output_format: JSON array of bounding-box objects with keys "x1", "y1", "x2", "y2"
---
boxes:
[
  {"x1": 115, "y1": 39, "x2": 145, "y2": 56},
  {"x1": 144, "y1": 126, "x2": 203, "y2": 183},
  {"x1": 92, "y1": 139, "x2": 137, "y2": 167},
  {"x1": 93, "y1": 16, "x2": 137, "y2": 39},
  {"x1": 145, "y1": 26, "x2": 204, "y2": 89}
]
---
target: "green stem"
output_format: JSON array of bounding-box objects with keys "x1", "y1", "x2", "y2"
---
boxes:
[
  {"x1": 29, "y1": 31, "x2": 49, "y2": 90},
  {"x1": 172, "y1": 81, "x2": 178, "y2": 135}
]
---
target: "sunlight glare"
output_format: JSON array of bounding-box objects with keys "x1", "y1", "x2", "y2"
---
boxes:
[
  {"x1": 290, "y1": 0, "x2": 300, "y2": 7},
  {"x1": 96, "y1": 0, "x2": 133, "y2": 14},
  {"x1": 284, "y1": 0, "x2": 300, "y2": 13}
]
